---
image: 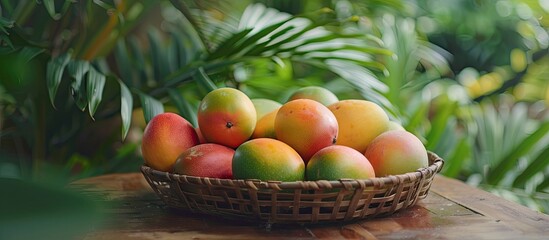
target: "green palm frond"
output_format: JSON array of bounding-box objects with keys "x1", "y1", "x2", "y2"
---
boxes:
[
  {"x1": 66, "y1": 60, "x2": 90, "y2": 111},
  {"x1": 117, "y1": 78, "x2": 133, "y2": 139},
  {"x1": 42, "y1": 0, "x2": 72, "y2": 20},
  {"x1": 124, "y1": 2, "x2": 393, "y2": 106},
  {"x1": 0, "y1": 16, "x2": 15, "y2": 47},
  {"x1": 46, "y1": 51, "x2": 72, "y2": 108},
  {"x1": 136, "y1": 90, "x2": 164, "y2": 124},
  {"x1": 378, "y1": 16, "x2": 451, "y2": 113},
  {"x1": 41, "y1": 3, "x2": 392, "y2": 140},
  {"x1": 3, "y1": 3, "x2": 411, "y2": 183},
  {"x1": 319, "y1": 59, "x2": 392, "y2": 110},
  {"x1": 403, "y1": 79, "x2": 472, "y2": 177},
  {"x1": 464, "y1": 98, "x2": 549, "y2": 211},
  {"x1": 85, "y1": 67, "x2": 106, "y2": 120},
  {"x1": 196, "y1": 3, "x2": 391, "y2": 102},
  {"x1": 3, "y1": 1, "x2": 400, "y2": 180},
  {"x1": 513, "y1": 145, "x2": 549, "y2": 189}
]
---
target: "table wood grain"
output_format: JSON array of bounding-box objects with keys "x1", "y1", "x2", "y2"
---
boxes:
[{"x1": 71, "y1": 173, "x2": 549, "y2": 239}]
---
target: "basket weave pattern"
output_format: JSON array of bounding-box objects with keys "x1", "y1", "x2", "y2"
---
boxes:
[{"x1": 141, "y1": 152, "x2": 444, "y2": 223}]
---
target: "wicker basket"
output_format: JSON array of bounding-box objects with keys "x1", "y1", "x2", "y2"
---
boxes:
[{"x1": 141, "y1": 151, "x2": 444, "y2": 224}]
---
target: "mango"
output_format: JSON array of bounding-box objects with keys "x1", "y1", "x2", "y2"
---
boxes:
[
  {"x1": 328, "y1": 100, "x2": 389, "y2": 153},
  {"x1": 275, "y1": 99, "x2": 338, "y2": 162},
  {"x1": 198, "y1": 88, "x2": 256, "y2": 148},
  {"x1": 173, "y1": 143, "x2": 235, "y2": 179},
  {"x1": 364, "y1": 130, "x2": 429, "y2": 176},
  {"x1": 141, "y1": 112, "x2": 199, "y2": 172},
  {"x1": 232, "y1": 138, "x2": 305, "y2": 181}
]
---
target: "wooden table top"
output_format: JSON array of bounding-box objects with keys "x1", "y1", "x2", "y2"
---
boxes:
[{"x1": 71, "y1": 173, "x2": 549, "y2": 239}]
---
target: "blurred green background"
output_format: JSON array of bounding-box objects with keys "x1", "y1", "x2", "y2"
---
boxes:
[{"x1": 1, "y1": 1, "x2": 548, "y2": 233}]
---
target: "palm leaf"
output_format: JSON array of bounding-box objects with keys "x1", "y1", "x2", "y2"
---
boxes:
[
  {"x1": 18, "y1": 47, "x2": 46, "y2": 63},
  {"x1": 207, "y1": 28, "x2": 253, "y2": 59},
  {"x1": 0, "y1": 16, "x2": 14, "y2": 36},
  {"x1": 426, "y1": 101, "x2": 458, "y2": 150},
  {"x1": 256, "y1": 22, "x2": 319, "y2": 55},
  {"x1": 228, "y1": 20, "x2": 292, "y2": 57},
  {"x1": 46, "y1": 51, "x2": 72, "y2": 108},
  {"x1": 166, "y1": 37, "x2": 178, "y2": 76},
  {"x1": 190, "y1": 8, "x2": 238, "y2": 48},
  {"x1": 193, "y1": 67, "x2": 218, "y2": 92},
  {"x1": 202, "y1": 3, "x2": 390, "y2": 63},
  {"x1": 118, "y1": 79, "x2": 133, "y2": 139},
  {"x1": 86, "y1": 67, "x2": 106, "y2": 120},
  {"x1": 114, "y1": 40, "x2": 134, "y2": 88},
  {"x1": 169, "y1": 0, "x2": 208, "y2": 52},
  {"x1": 128, "y1": 37, "x2": 148, "y2": 87},
  {"x1": 161, "y1": 3, "x2": 391, "y2": 110},
  {"x1": 243, "y1": 26, "x2": 297, "y2": 56},
  {"x1": 148, "y1": 28, "x2": 170, "y2": 83},
  {"x1": 404, "y1": 100, "x2": 429, "y2": 134},
  {"x1": 292, "y1": 44, "x2": 393, "y2": 56},
  {"x1": 66, "y1": 60, "x2": 90, "y2": 111},
  {"x1": 170, "y1": 29, "x2": 196, "y2": 67},
  {"x1": 162, "y1": 59, "x2": 240, "y2": 89},
  {"x1": 441, "y1": 136, "x2": 471, "y2": 178},
  {"x1": 536, "y1": 175, "x2": 549, "y2": 192},
  {"x1": 513, "y1": 145, "x2": 549, "y2": 188},
  {"x1": 415, "y1": 41, "x2": 452, "y2": 74},
  {"x1": 42, "y1": 0, "x2": 73, "y2": 20},
  {"x1": 137, "y1": 91, "x2": 164, "y2": 123},
  {"x1": 168, "y1": 89, "x2": 197, "y2": 127},
  {"x1": 377, "y1": 16, "x2": 451, "y2": 114},
  {"x1": 0, "y1": 34, "x2": 14, "y2": 49},
  {"x1": 320, "y1": 59, "x2": 392, "y2": 113},
  {"x1": 238, "y1": 3, "x2": 291, "y2": 32},
  {"x1": 487, "y1": 121, "x2": 549, "y2": 185}
]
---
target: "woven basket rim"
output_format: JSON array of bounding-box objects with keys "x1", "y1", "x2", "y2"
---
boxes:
[{"x1": 141, "y1": 151, "x2": 444, "y2": 190}]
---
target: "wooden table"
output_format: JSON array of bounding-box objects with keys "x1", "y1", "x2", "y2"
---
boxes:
[{"x1": 71, "y1": 173, "x2": 549, "y2": 239}]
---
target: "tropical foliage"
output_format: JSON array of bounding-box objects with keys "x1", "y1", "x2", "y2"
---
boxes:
[{"x1": 1, "y1": 0, "x2": 548, "y2": 212}]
